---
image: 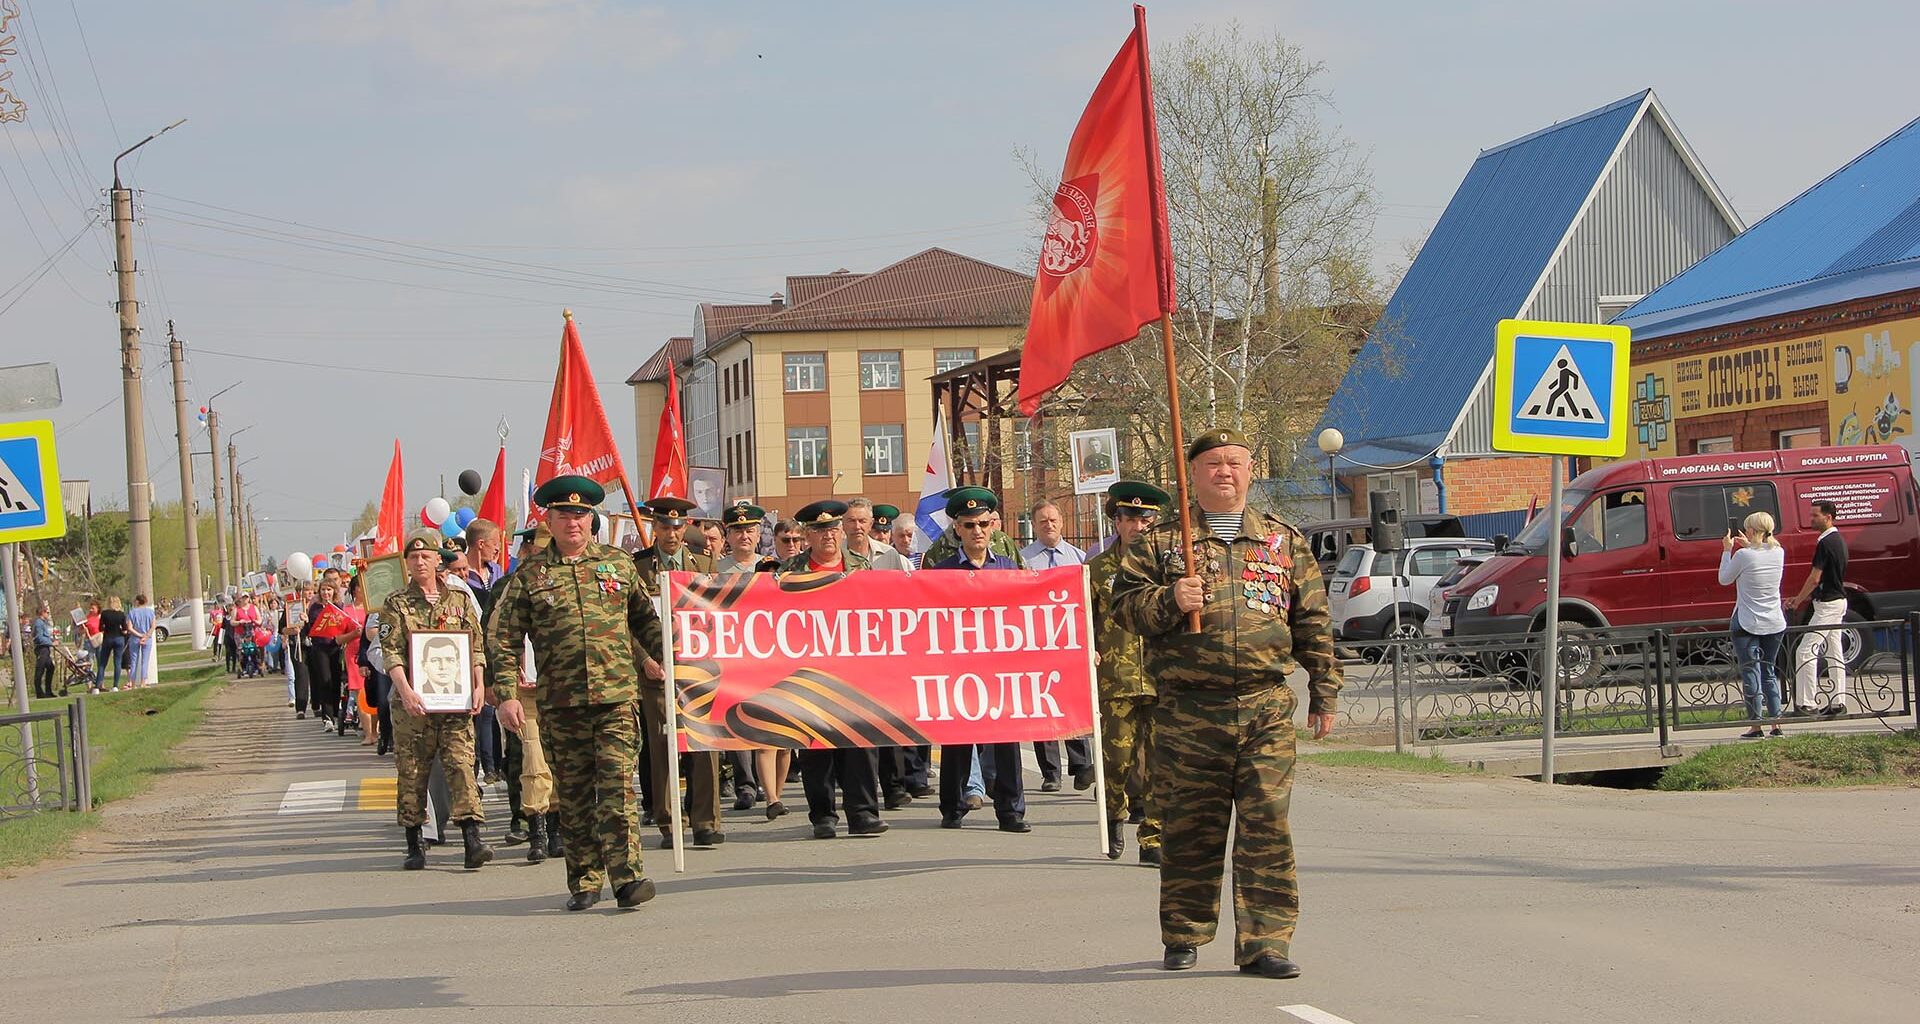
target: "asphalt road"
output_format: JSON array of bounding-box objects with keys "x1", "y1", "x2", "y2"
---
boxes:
[{"x1": 2, "y1": 678, "x2": 1916, "y2": 1023}]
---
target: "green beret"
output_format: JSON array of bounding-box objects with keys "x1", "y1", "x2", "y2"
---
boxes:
[
  {"x1": 1186, "y1": 427, "x2": 1252, "y2": 462},
  {"x1": 402, "y1": 529, "x2": 442, "y2": 554},
  {"x1": 722, "y1": 501, "x2": 766, "y2": 528},
  {"x1": 871, "y1": 504, "x2": 900, "y2": 527},
  {"x1": 534, "y1": 475, "x2": 604, "y2": 511},
  {"x1": 945, "y1": 486, "x2": 998, "y2": 519},
  {"x1": 796, "y1": 500, "x2": 848, "y2": 528},
  {"x1": 1108, "y1": 480, "x2": 1170, "y2": 513},
  {"x1": 646, "y1": 496, "x2": 698, "y2": 526}
]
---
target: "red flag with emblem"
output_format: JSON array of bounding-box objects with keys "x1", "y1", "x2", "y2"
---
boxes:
[
  {"x1": 536, "y1": 312, "x2": 628, "y2": 496},
  {"x1": 373, "y1": 440, "x2": 404, "y2": 556},
  {"x1": 477, "y1": 445, "x2": 508, "y2": 528},
  {"x1": 1016, "y1": 4, "x2": 1174, "y2": 416},
  {"x1": 648, "y1": 361, "x2": 688, "y2": 500}
]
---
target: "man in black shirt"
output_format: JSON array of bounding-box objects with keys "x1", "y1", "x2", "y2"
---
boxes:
[{"x1": 1788, "y1": 500, "x2": 1849, "y2": 716}]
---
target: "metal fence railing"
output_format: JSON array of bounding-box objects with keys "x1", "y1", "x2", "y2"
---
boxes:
[
  {"x1": 1337, "y1": 615, "x2": 1917, "y2": 748},
  {"x1": 0, "y1": 701, "x2": 92, "y2": 816}
]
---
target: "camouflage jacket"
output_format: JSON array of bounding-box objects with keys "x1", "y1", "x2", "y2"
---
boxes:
[
  {"x1": 487, "y1": 541, "x2": 663, "y2": 708},
  {"x1": 632, "y1": 544, "x2": 717, "y2": 589},
  {"x1": 1110, "y1": 505, "x2": 1341, "y2": 714},
  {"x1": 380, "y1": 581, "x2": 487, "y2": 680},
  {"x1": 778, "y1": 549, "x2": 871, "y2": 574},
  {"x1": 923, "y1": 528, "x2": 1025, "y2": 570},
  {"x1": 1088, "y1": 543, "x2": 1152, "y2": 702}
]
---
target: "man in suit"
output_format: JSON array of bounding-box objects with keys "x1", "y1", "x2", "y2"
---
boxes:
[{"x1": 633, "y1": 496, "x2": 724, "y2": 849}]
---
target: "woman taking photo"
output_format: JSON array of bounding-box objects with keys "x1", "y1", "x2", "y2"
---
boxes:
[{"x1": 1719, "y1": 510, "x2": 1788, "y2": 738}]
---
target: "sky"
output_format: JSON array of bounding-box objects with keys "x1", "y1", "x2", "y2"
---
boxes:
[{"x1": 3, "y1": 0, "x2": 1917, "y2": 567}]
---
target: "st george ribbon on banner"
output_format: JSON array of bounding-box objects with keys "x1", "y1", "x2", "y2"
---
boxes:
[{"x1": 660, "y1": 566, "x2": 1099, "y2": 750}]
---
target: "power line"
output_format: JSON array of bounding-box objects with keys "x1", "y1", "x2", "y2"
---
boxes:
[
  {"x1": 0, "y1": 208, "x2": 98, "y2": 317},
  {"x1": 62, "y1": 0, "x2": 118, "y2": 147}
]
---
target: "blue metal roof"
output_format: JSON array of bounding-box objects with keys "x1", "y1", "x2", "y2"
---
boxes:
[
  {"x1": 1321, "y1": 92, "x2": 1649, "y2": 449},
  {"x1": 1620, "y1": 114, "x2": 1920, "y2": 339}
]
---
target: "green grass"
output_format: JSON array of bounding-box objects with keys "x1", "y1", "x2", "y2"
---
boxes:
[
  {"x1": 1302, "y1": 749, "x2": 1479, "y2": 775},
  {"x1": 0, "y1": 656, "x2": 225, "y2": 870},
  {"x1": 1421, "y1": 706, "x2": 1744, "y2": 741},
  {"x1": 1657, "y1": 730, "x2": 1920, "y2": 791}
]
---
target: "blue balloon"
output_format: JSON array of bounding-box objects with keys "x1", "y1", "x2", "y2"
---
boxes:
[
  {"x1": 454, "y1": 507, "x2": 478, "y2": 529},
  {"x1": 313, "y1": 556, "x2": 331, "y2": 570},
  {"x1": 439, "y1": 517, "x2": 463, "y2": 539}
]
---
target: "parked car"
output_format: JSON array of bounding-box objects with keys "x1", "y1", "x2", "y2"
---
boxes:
[
  {"x1": 153, "y1": 603, "x2": 198, "y2": 642},
  {"x1": 1328, "y1": 537, "x2": 1495, "y2": 659},
  {"x1": 1448, "y1": 443, "x2": 1920, "y2": 671},
  {"x1": 1423, "y1": 553, "x2": 1493, "y2": 638},
  {"x1": 1303, "y1": 513, "x2": 1465, "y2": 573}
]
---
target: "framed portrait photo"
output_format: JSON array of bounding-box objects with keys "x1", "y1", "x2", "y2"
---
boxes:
[
  {"x1": 409, "y1": 630, "x2": 474, "y2": 713},
  {"x1": 1069, "y1": 427, "x2": 1121, "y2": 495}
]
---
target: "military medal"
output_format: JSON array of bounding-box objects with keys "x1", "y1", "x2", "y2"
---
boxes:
[{"x1": 594, "y1": 563, "x2": 623, "y2": 595}]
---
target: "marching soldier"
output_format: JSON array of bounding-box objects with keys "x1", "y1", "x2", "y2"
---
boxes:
[
  {"x1": 929, "y1": 487, "x2": 1030, "y2": 834},
  {"x1": 1111, "y1": 429, "x2": 1340, "y2": 980},
  {"x1": 1088, "y1": 481, "x2": 1169, "y2": 866},
  {"x1": 633, "y1": 495, "x2": 724, "y2": 849},
  {"x1": 490, "y1": 476, "x2": 662, "y2": 912},
  {"x1": 500, "y1": 524, "x2": 560, "y2": 863},
  {"x1": 382, "y1": 529, "x2": 493, "y2": 872},
  {"x1": 715, "y1": 500, "x2": 779, "y2": 812},
  {"x1": 780, "y1": 500, "x2": 888, "y2": 839}
]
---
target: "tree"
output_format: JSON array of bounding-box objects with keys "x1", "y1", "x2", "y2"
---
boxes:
[
  {"x1": 1023, "y1": 23, "x2": 1381, "y2": 496},
  {"x1": 348, "y1": 500, "x2": 378, "y2": 539}
]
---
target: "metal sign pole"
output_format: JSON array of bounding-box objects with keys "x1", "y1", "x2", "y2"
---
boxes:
[
  {"x1": 1540, "y1": 467, "x2": 1563, "y2": 784},
  {"x1": 7, "y1": 543, "x2": 40, "y2": 801}
]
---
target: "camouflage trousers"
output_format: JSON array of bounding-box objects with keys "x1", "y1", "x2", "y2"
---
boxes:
[
  {"x1": 1100, "y1": 696, "x2": 1159, "y2": 849},
  {"x1": 512, "y1": 695, "x2": 554, "y2": 815},
  {"x1": 1150, "y1": 686, "x2": 1298, "y2": 961},
  {"x1": 545, "y1": 701, "x2": 644, "y2": 895},
  {"x1": 392, "y1": 706, "x2": 483, "y2": 827}
]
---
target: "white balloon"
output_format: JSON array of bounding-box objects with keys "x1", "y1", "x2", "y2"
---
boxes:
[
  {"x1": 287, "y1": 552, "x2": 315, "y2": 582},
  {"x1": 423, "y1": 496, "x2": 452, "y2": 528}
]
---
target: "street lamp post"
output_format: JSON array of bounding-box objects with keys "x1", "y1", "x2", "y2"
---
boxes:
[{"x1": 1316, "y1": 428, "x2": 1344, "y2": 520}]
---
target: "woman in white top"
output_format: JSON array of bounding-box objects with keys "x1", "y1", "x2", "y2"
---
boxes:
[{"x1": 1717, "y1": 510, "x2": 1788, "y2": 737}]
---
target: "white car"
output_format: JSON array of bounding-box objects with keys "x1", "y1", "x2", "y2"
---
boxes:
[
  {"x1": 1328, "y1": 539, "x2": 1494, "y2": 658},
  {"x1": 1423, "y1": 553, "x2": 1493, "y2": 638}
]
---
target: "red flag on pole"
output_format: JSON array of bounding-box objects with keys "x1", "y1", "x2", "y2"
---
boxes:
[
  {"x1": 536, "y1": 311, "x2": 629, "y2": 492},
  {"x1": 1016, "y1": 4, "x2": 1174, "y2": 415},
  {"x1": 477, "y1": 445, "x2": 508, "y2": 528},
  {"x1": 648, "y1": 361, "x2": 688, "y2": 500},
  {"x1": 373, "y1": 440, "x2": 404, "y2": 556}
]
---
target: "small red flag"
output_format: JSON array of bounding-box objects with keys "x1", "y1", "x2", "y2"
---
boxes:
[
  {"x1": 477, "y1": 445, "x2": 508, "y2": 529},
  {"x1": 536, "y1": 312, "x2": 629, "y2": 499},
  {"x1": 373, "y1": 440, "x2": 404, "y2": 556},
  {"x1": 648, "y1": 361, "x2": 688, "y2": 500},
  {"x1": 1016, "y1": 4, "x2": 1174, "y2": 416}
]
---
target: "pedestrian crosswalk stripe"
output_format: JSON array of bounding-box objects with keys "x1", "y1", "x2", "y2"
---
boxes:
[
  {"x1": 277, "y1": 780, "x2": 346, "y2": 815},
  {"x1": 357, "y1": 777, "x2": 396, "y2": 812}
]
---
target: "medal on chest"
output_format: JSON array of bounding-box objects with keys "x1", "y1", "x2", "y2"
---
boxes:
[{"x1": 594, "y1": 563, "x2": 624, "y2": 595}]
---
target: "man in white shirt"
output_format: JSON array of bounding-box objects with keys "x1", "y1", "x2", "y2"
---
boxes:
[
  {"x1": 1018, "y1": 500, "x2": 1093, "y2": 791},
  {"x1": 844, "y1": 498, "x2": 913, "y2": 572}
]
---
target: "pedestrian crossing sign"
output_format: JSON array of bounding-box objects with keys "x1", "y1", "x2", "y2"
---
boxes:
[
  {"x1": 1491, "y1": 319, "x2": 1631, "y2": 457},
  {"x1": 0, "y1": 418, "x2": 65, "y2": 543}
]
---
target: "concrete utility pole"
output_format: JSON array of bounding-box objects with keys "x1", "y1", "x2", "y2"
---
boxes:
[
  {"x1": 245, "y1": 499, "x2": 257, "y2": 570},
  {"x1": 207, "y1": 409, "x2": 231, "y2": 592},
  {"x1": 227, "y1": 442, "x2": 242, "y2": 573},
  {"x1": 166, "y1": 321, "x2": 207, "y2": 649},
  {"x1": 110, "y1": 119, "x2": 185, "y2": 611}
]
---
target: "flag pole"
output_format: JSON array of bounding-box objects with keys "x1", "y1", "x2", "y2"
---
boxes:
[{"x1": 1132, "y1": 4, "x2": 1201, "y2": 633}]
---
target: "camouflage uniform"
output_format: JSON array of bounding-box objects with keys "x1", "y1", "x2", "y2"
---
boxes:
[
  {"x1": 489, "y1": 540, "x2": 663, "y2": 896},
  {"x1": 632, "y1": 544, "x2": 720, "y2": 841},
  {"x1": 1111, "y1": 505, "x2": 1341, "y2": 963},
  {"x1": 381, "y1": 582, "x2": 488, "y2": 827},
  {"x1": 1088, "y1": 543, "x2": 1158, "y2": 851},
  {"x1": 922, "y1": 528, "x2": 1026, "y2": 570}
]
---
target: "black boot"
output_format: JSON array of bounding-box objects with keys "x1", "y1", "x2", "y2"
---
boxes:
[
  {"x1": 402, "y1": 826, "x2": 426, "y2": 871},
  {"x1": 526, "y1": 812, "x2": 549, "y2": 863},
  {"x1": 1107, "y1": 820, "x2": 1124, "y2": 860},
  {"x1": 461, "y1": 820, "x2": 493, "y2": 869},
  {"x1": 545, "y1": 811, "x2": 563, "y2": 858}
]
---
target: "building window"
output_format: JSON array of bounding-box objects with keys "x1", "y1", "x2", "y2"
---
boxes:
[
  {"x1": 1012, "y1": 419, "x2": 1032, "y2": 471},
  {"x1": 934, "y1": 348, "x2": 977, "y2": 375},
  {"x1": 1693, "y1": 436, "x2": 1735, "y2": 454},
  {"x1": 787, "y1": 427, "x2": 830, "y2": 478},
  {"x1": 784, "y1": 353, "x2": 826, "y2": 393},
  {"x1": 863, "y1": 424, "x2": 905, "y2": 476},
  {"x1": 1596, "y1": 294, "x2": 1643, "y2": 324},
  {"x1": 961, "y1": 421, "x2": 984, "y2": 472},
  {"x1": 859, "y1": 351, "x2": 903, "y2": 391},
  {"x1": 737, "y1": 360, "x2": 750, "y2": 402},
  {"x1": 746, "y1": 428, "x2": 754, "y2": 481},
  {"x1": 1777, "y1": 427, "x2": 1822, "y2": 449},
  {"x1": 1366, "y1": 471, "x2": 1420, "y2": 516}
]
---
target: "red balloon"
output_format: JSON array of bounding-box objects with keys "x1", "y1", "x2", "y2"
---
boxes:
[{"x1": 198, "y1": 405, "x2": 208, "y2": 414}]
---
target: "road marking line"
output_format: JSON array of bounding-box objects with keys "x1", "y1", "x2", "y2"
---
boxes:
[
  {"x1": 1280, "y1": 1006, "x2": 1359, "y2": 1024},
  {"x1": 357, "y1": 777, "x2": 396, "y2": 812},
  {"x1": 277, "y1": 780, "x2": 346, "y2": 815}
]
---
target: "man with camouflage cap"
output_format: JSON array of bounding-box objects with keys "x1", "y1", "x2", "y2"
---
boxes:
[
  {"x1": 490, "y1": 476, "x2": 663, "y2": 912},
  {"x1": 382, "y1": 529, "x2": 492, "y2": 872},
  {"x1": 1089, "y1": 480, "x2": 1169, "y2": 866},
  {"x1": 633, "y1": 495, "x2": 723, "y2": 849},
  {"x1": 1112, "y1": 428, "x2": 1341, "y2": 980}
]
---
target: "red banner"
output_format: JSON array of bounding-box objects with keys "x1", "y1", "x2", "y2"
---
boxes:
[
  {"x1": 374, "y1": 440, "x2": 405, "y2": 557},
  {"x1": 648, "y1": 360, "x2": 688, "y2": 500},
  {"x1": 535, "y1": 312, "x2": 628, "y2": 505},
  {"x1": 663, "y1": 566, "x2": 1097, "y2": 750}
]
